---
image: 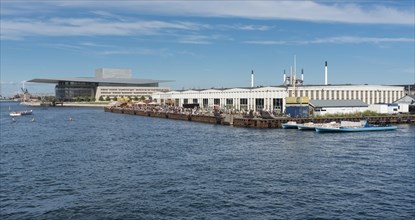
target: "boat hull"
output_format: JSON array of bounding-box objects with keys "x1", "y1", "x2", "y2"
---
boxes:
[
  {"x1": 297, "y1": 125, "x2": 316, "y2": 130},
  {"x1": 9, "y1": 110, "x2": 32, "y2": 117},
  {"x1": 315, "y1": 126, "x2": 397, "y2": 132},
  {"x1": 282, "y1": 124, "x2": 299, "y2": 129}
]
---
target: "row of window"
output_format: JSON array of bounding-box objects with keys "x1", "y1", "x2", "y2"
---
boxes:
[
  {"x1": 291, "y1": 90, "x2": 401, "y2": 100},
  {"x1": 100, "y1": 88, "x2": 162, "y2": 92},
  {"x1": 181, "y1": 98, "x2": 283, "y2": 107}
]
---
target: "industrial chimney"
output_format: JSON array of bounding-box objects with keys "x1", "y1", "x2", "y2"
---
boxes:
[
  {"x1": 324, "y1": 61, "x2": 328, "y2": 85},
  {"x1": 283, "y1": 69, "x2": 286, "y2": 84},
  {"x1": 251, "y1": 70, "x2": 254, "y2": 87},
  {"x1": 301, "y1": 68, "x2": 304, "y2": 81}
]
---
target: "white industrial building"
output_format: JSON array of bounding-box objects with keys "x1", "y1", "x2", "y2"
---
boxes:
[{"x1": 152, "y1": 84, "x2": 405, "y2": 112}]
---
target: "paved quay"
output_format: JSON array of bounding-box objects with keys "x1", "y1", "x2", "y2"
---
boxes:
[{"x1": 104, "y1": 107, "x2": 415, "y2": 129}]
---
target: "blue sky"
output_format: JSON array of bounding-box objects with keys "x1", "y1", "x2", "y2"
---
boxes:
[{"x1": 1, "y1": 0, "x2": 414, "y2": 97}]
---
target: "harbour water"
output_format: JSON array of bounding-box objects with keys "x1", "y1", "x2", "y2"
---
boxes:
[{"x1": 1, "y1": 102, "x2": 414, "y2": 219}]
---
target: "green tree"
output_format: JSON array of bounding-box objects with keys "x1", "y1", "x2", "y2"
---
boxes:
[
  {"x1": 112, "y1": 96, "x2": 118, "y2": 101},
  {"x1": 140, "y1": 96, "x2": 145, "y2": 101},
  {"x1": 92, "y1": 97, "x2": 96, "y2": 102},
  {"x1": 105, "y1": 96, "x2": 111, "y2": 101},
  {"x1": 75, "y1": 96, "x2": 81, "y2": 102},
  {"x1": 99, "y1": 96, "x2": 104, "y2": 101},
  {"x1": 84, "y1": 96, "x2": 89, "y2": 102},
  {"x1": 133, "y1": 96, "x2": 139, "y2": 101}
]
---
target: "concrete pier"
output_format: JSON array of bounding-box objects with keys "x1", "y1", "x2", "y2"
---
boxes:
[{"x1": 104, "y1": 107, "x2": 415, "y2": 129}]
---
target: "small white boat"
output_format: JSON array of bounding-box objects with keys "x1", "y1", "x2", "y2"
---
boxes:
[
  {"x1": 282, "y1": 121, "x2": 299, "y2": 129},
  {"x1": 9, "y1": 110, "x2": 33, "y2": 117}
]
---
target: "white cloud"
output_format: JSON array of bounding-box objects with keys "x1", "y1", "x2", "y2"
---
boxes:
[
  {"x1": 307, "y1": 36, "x2": 415, "y2": 44},
  {"x1": 0, "y1": 18, "x2": 202, "y2": 40},
  {"x1": 5, "y1": 1, "x2": 412, "y2": 25},
  {"x1": 243, "y1": 40, "x2": 287, "y2": 45},
  {"x1": 244, "y1": 36, "x2": 415, "y2": 45}
]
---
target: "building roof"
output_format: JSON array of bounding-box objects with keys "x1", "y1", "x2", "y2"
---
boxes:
[
  {"x1": 28, "y1": 77, "x2": 172, "y2": 85},
  {"x1": 309, "y1": 99, "x2": 369, "y2": 108},
  {"x1": 394, "y1": 95, "x2": 415, "y2": 104}
]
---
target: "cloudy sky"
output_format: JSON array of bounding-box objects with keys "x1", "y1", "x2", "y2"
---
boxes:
[{"x1": 1, "y1": 0, "x2": 414, "y2": 96}]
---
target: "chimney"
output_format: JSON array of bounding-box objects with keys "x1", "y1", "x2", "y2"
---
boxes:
[
  {"x1": 251, "y1": 70, "x2": 254, "y2": 87},
  {"x1": 325, "y1": 61, "x2": 328, "y2": 85},
  {"x1": 283, "y1": 69, "x2": 286, "y2": 84},
  {"x1": 301, "y1": 68, "x2": 304, "y2": 81}
]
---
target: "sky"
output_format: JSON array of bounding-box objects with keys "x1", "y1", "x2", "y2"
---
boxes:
[{"x1": 1, "y1": 0, "x2": 414, "y2": 97}]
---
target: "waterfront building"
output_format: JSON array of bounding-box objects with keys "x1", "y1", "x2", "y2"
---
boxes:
[
  {"x1": 309, "y1": 99, "x2": 369, "y2": 116},
  {"x1": 152, "y1": 84, "x2": 405, "y2": 112},
  {"x1": 28, "y1": 68, "x2": 171, "y2": 101},
  {"x1": 393, "y1": 95, "x2": 415, "y2": 113}
]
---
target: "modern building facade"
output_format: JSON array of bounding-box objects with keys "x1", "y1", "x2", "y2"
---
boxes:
[
  {"x1": 152, "y1": 84, "x2": 406, "y2": 112},
  {"x1": 28, "y1": 68, "x2": 171, "y2": 101}
]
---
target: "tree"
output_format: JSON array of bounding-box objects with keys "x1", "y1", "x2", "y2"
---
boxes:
[
  {"x1": 140, "y1": 95, "x2": 145, "y2": 101},
  {"x1": 133, "y1": 96, "x2": 139, "y2": 101},
  {"x1": 99, "y1": 96, "x2": 104, "y2": 101},
  {"x1": 105, "y1": 96, "x2": 111, "y2": 101},
  {"x1": 84, "y1": 96, "x2": 89, "y2": 102},
  {"x1": 75, "y1": 96, "x2": 81, "y2": 102},
  {"x1": 112, "y1": 96, "x2": 118, "y2": 101},
  {"x1": 91, "y1": 97, "x2": 96, "y2": 102}
]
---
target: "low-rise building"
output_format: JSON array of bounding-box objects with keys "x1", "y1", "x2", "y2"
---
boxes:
[
  {"x1": 394, "y1": 95, "x2": 415, "y2": 114},
  {"x1": 309, "y1": 99, "x2": 369, "y2": 116}
]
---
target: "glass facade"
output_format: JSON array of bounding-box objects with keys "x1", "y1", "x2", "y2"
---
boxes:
[{"x1": 56, "y1": 81, "x2": 96, "y2": 100}]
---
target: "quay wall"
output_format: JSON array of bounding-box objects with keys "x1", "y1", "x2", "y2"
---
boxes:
[{"x1": 104, "y1": 107, "x2": 415, "y2": 129}]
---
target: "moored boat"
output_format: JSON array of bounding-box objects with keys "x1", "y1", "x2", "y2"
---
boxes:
[
  {"x1": 282, "y1": 121, "x2": 299, "y2": 129},
  {"x1": 298, "y1": 121, "x2": 338, "y2": 130},
  {"x1": 9, "y1": 110, "x2": 33, "y2": 117},
  {"x1": 315, "y1": 120, "x2": 397, "y2": 132}
]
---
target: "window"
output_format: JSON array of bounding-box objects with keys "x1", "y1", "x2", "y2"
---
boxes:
[
  {"x1": 193, "y1": 99, "x2": 198, "y2": 104},
  {"x1": 214, "y1": 98, "x2": 220, "y2": 105},
  {"x1": 203, "y1": 98, "x2": 208, "y2": 107},
  {"x1": 184, "y1": 99, "x2": 188, "y2": 104},
  {"x1": 255, "y1": 98, "x2": 264, "y2": 110}
]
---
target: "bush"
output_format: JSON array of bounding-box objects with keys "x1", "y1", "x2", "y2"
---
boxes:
[{"x1": 99, "y1": 96, "x2": 104, "y2": 101}]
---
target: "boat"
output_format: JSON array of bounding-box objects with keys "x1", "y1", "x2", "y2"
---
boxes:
[
  {"x1": 297, "y1": 122, "x2": 323, "y2": 130},
  {"x1": 282, "y1": 121, "x2": 299, "y2": 129},
  {"x1": 9, "y1": 110, "x2": 33, "y2": 117},
  {"x1": 315, "y1": 120, "x2": 397, "y2": 132},
  {"x1": 298, "y1": 121, "x2": 340, "y2": 130}
]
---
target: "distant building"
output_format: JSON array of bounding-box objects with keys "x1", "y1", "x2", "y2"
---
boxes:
[
  {"x1": 152, "y1": 84, "x2": 405, "y2": 113},
  {"x1": 28, "y1": 68, "x2": 171, "y2": 101},
  {"x1": 394, "y1": 95, "x2": 415, "y2": 113},
  {"x1": 309, "y1": 99, "x2": 369, "y2": 116},
  {"x1": 368, "y1": 103, "x2": 399, "y2": 114}
]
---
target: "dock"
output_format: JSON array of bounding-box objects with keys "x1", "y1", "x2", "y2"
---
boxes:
[{"x1": 104, "y1": 107, "x2": 415, "y2": 129}]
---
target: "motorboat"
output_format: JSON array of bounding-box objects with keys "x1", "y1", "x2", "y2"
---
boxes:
[
  {"x1": 282, "y1": 121, "x2": 299, "y2": 129},
  {"x1": 9, "y1": 110, "x2": 33, "y2": 117},
  {"x1": 315, "y1": 120, "x2": 397, "y2": 132}
]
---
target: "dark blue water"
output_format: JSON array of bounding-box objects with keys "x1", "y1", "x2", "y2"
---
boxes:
[{"x1": 1, "y1": 102, "x2": 414, "y2": 219}]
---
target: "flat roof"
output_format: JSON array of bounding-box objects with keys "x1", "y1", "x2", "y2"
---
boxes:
[
  {"x1": 310, "y1": 99, "x2": 369, "y2": 108},
  {"x1": 28, "y1": 77, "x2": 173, "y2": 85}
]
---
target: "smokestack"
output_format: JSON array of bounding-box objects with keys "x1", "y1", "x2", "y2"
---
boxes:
[
  {"x1": 301, "y1": 69, "x2": 304, "y2": 81},
  {"x1": 251, "y1": 70, "x2": 254, "y2": 87},
  {"x1": 290, "y1": 66, "x2": 293, "y2": 85},
  {"x1": 283, "y1": 69, "x2": 286, "y2": 83},
  {"x1": 325, "y1": 61, "x2": 328, "y2": 85}
]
